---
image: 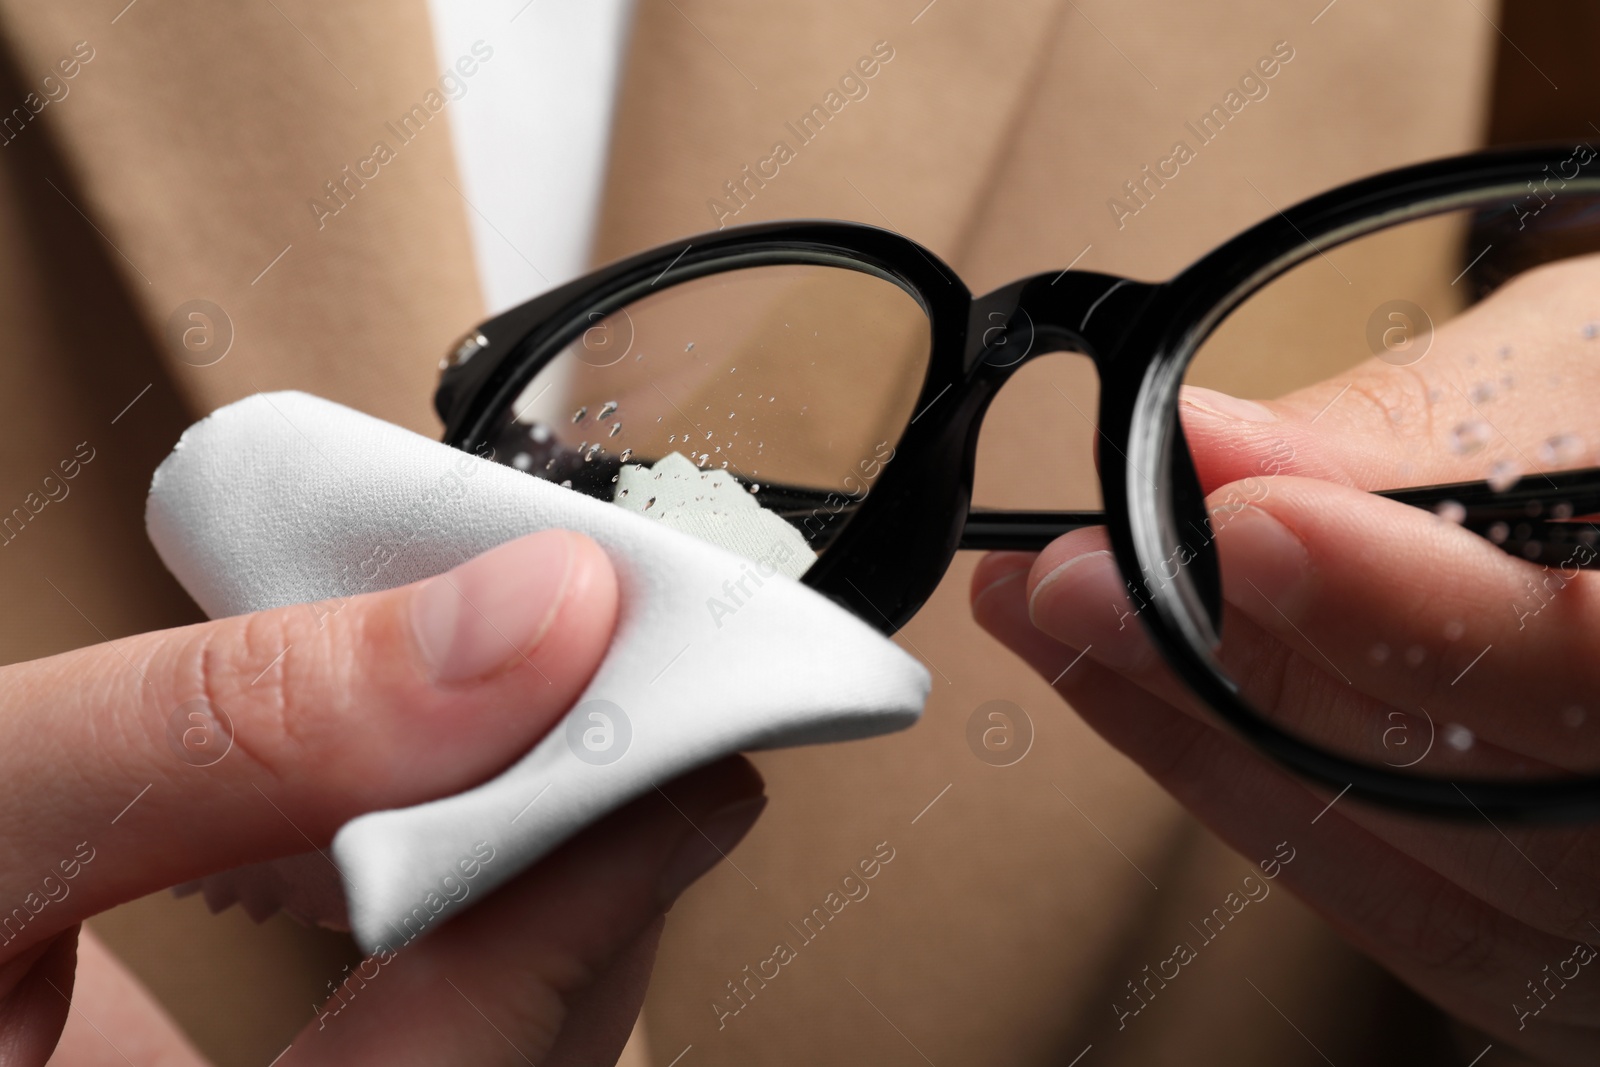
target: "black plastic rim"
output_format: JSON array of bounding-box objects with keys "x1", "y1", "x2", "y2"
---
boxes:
[{"x1": 437, "y1": 143, "x2": 1600, "y2": 821}]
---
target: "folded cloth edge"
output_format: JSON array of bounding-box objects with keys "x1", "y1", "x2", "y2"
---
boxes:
[{"x1": 145, "y1": 392, "x2": 930, "y2": 953}]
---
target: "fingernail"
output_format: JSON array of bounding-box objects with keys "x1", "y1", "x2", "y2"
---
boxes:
[
  {"x1": 409, "y1": 530, "x2": 577, "y2": 685},
  {"x1": 1217, "y1": 506, "x2": 1312, "y2": 626},
  {"x1": 1182, "y1": 385, "x2": 1277, "y2": 423},
  {"x1": 656, "y1": 796, "x2": 766, "y2": 908},
  {"x1": 1028, "y1": 550, "x2": 1155, "y2": 673},
  {"x1": 971, "y1": 553, "x2": 1035, "y2": 613}
]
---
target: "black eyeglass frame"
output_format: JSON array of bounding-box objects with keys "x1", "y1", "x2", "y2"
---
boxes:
[{"x1": 435, "y1": 144, "x2": 1600, "y2": 821}]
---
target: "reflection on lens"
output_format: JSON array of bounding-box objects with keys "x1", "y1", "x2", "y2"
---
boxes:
[
  {"x1": 481, "y1": 264, "x2": 930, "y2": 569},
  {"x1": 1173, "y1": 191, "x2": 1600, "y2": 782}
]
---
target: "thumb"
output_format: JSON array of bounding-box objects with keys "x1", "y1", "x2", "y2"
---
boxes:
[{"x1": 0, "y1": 529, "x2": 616, "y2": 956}]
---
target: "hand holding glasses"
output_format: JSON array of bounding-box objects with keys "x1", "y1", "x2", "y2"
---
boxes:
[{"x1": 435, "y1": 144, "x2": 1600, "y2": 820}]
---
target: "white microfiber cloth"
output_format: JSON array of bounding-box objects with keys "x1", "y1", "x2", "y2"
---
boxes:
[{"x1": 147, "y1": 392, "x2": 928, "y2": 954}]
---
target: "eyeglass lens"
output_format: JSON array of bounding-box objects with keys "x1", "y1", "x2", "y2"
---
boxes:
[
  {"x1": 478, "y1": 263, "x2": 932, "y2": 575},
  {"x1": 1173, "y1": 190, "x2": 1600, "y2": 782}
]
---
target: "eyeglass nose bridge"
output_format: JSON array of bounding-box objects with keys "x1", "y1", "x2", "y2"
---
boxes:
[
  {"x1": 965, "y1": 270, "x2": 1158, "y2": 376},
  {"x1": 959, "y1": 270, "x2": 1225, "y2": 637}
]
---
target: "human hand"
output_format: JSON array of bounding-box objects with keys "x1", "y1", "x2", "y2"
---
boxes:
[
  {"x1": 0, "y1": 529, "x2": 765, "y2": 1066},
  {"x1": 974, "y1": 255, "x2": 1600, "y2": 1065}
]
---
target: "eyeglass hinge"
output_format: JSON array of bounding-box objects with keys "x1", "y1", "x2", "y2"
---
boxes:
[{"x1": 440, "y1": 330, "x2": 490, "y2": 374}]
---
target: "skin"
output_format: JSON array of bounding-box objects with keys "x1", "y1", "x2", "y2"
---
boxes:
[
  {"x1": 975, "y1": 255, "x2": 1600, "y2": 1066},
  {"x1": 0, "y1": 528, "x2": 766, "y2": 1067}
]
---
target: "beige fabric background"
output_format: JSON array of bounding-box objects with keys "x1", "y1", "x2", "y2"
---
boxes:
[{"x1": 0, "y1": 0, "x2": 1576, "y2": 1064}]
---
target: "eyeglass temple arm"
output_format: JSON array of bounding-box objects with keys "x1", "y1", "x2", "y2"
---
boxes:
[
  {"x1": 494, "y1": 429, "x2": 1600, "y2": 568},
  {"x1": 957, "y1": 511, "x2": 1106, "y2": 549},
  {"x1": 957, "y1": 467, "x2": 1600, "y2": 569},
  {"x1": 1379, "y1": 466, "x2": 1600, "y2": 566}
]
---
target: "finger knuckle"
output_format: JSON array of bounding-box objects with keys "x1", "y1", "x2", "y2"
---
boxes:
[
  {"x1": 1135, "y1": 706, "x2": 1220, "y2": 783},
  {"x1": 179, "y1": 613, "x2": 293, "y2": 784},
  {"x1": 1534, "y1": 831, "x2": 1600, "y2": 929},
  {"x1": 1345, "y1": 364, "x2": 1437, "y2": 447},
  {"x1": 1218, "y1": 621, "x2": 1296, "y2": 719},
  {"x1": 181, "y1": 605, "x2": 353, "y2": 786},
  {"x1": 1376, "y1": 877, "x2": 1499, "y2": 975}
]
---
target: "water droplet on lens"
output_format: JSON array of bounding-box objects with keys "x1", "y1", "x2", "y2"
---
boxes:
[
  {"x1": 1435, "y1": 500, "x2": 1467, "y2": 524},
  {"x1": 618, "y1": 488, "x2": 629, "y2": 498},
  {"x1": 1368, "y1": 643, "x2": 1390, "y2": 665},
  {"x1": 1564, "y1": 705, "x2": 1587, "y2": 727},
  {"x1": 749, "y1": 483, "x2": 761, "y2": 493},
  {"x1": 1449, "y1": 420, "x2": 1490, "y2": 454},
  {"x1": 1443, "y1": 620, "x2": 1465, "y2": 641},
  {"x1": 598, "y1": 400, "x2": 618, "y2": 420},
  {"x1": 560, "y1": 479, "x2": 573, "y2": 488},
  {"x1": 512, "y1": 452, "x2": 533, "y2": 471},
  {"x1": 1498, "y1": 345, "x2": 1513, "y2": 360},
  {"x1": 572, "y1": 406, "x2": 588, "y2": 423},
  {"x1": 1487, "y1": 460, "x2": 1521, "y2": 491},
  {"x1": 685, "y1": 342, "x2": 695, "y2": 352},
  {"x1": 609, "y1": 423, "x2": 622, "y2": 437},
  {"x1": 1488, "y1": 521, "x2": 1509, "y2": 544},
  {"x1": 1585, "y1": 323, "x2": 1599, "y2": 340},
  {"x1": 645, "y1": 496, "x2": 656, "y2": 510},
  {"x1": 1469, "y1": 381, "x2": 1497, "y2": 404},
  {"x1": 1538, "y1": 433, "x2": 1584, "y2": 466},
  {"x1": 1553, "y1": 502, "x2": 1574, "y2": 520},
  {"x1": 620, "y1": 448, "x2": 633, "y2": 462},
  {"x1": 1404, "y1": 645, "x2": 1426, "y2": 667},
  {"x1": 1443, "y1": 723, "x2": 1474, "y2": 751}
]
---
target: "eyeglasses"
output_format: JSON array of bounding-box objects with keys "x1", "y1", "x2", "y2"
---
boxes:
[{"x1": 435, "y1": 144, "x2": 1600, "y2": 820}]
